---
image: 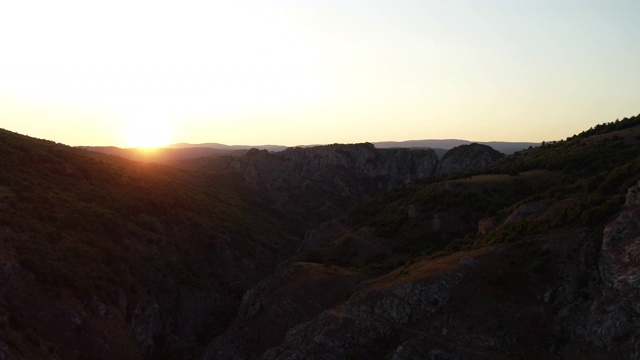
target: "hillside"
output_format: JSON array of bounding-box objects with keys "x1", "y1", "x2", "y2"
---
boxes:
[
  {"x1": 78, "y1": 146, "x2": 248, "y2": 164},
  {"x1": 204, "y1": 115, "x2": 640, "y2": 359},
  {"x1": 373, "y1": 139, "x2": 539, "y2": 155},
  {"x1": 183, "y1": 143, "x2": 503, "y2": 228},
  {"x1": 1, "y1": 114, "x2": 640, "y2": 359},
  {"x1": 0, "y1": 129, "x2": 295, "y2": 359},
  {"x1": 0, "y1": 131, "x2": 503, "y2": 359},
  {"x1": 80, "y1": 139, "x2": 532, "y2": 165}
]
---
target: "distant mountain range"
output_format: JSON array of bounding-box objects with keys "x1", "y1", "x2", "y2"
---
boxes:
[
  {"x1": 182, "y1": 143, "x2": 503, "y2": 227},
  {"x1": 372, "y1": 139, "x2": 539, "y2": 155},
  {"x1": 163, "y1": 140, "x2": 538, "y2": 155},
  {"x1": 164, "y1": 142, "x2": 288, "y2": 152},
  {"x1": 80, "y1": 140, "x2": 537, "y2": 164}
]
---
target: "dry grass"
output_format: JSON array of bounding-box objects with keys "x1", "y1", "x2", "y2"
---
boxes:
[
  {"x1": 451, "y1": 170, "x2": 561, "y2": 187},
  {"x1": 370, "y1": 247, "x2": 496, "y2": 288},
  {"x1": 584, "y1": 124, "x2": 640, "y2": 143}
]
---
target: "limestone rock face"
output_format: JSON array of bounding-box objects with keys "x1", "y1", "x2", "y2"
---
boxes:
[
  {"x1": 437, "y1": 143, "x2": 504, "y2": 175},
  {"x1": 477, "y1": 216, "x2": 500, "y2": 235},
  {"x1": 201, "y1": 263, "x2": 365, "y2": 360},
  {"x1": 234, "y1": 143, "x2": 439, "y2": 189},
  {"x1": 600, "y1": 181, "x2": 640, "y2": 292},
  {"x1": 201, "y1": 181, "x2": 640, "y2": 360},
  {"x1": 260, "y1": 266, "x2": 469, "y2": 360},
  {"x1": 556, "y1": 181, "x2": 640, "y2": 358},
  {"x1": 210, "y1": 143, "x2": 504, "y2": 227},
  {"x1": 214, "y1": 144, "x2": 440, "y2": 225},
  {"x1": 504, "y1": 200, "x2": 550, "y2": 224}
]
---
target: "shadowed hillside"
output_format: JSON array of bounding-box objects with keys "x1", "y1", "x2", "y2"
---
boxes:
[
  {"x1": 0, "y1": 131, "x2": 502, "y2": 359},
  {"x1": 204, "y1": 114, "x2": 640, "y2": 359},
  {"x1": 0, "y1": 129, "x2": 295, "y2": 359},
  {"x1": 78, "y1": 146, "x2": 248, "y2": 164}
]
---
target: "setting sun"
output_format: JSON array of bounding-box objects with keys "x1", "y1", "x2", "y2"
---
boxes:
[{"x1": 124, "y1": 119, "x2": 172, "y2": 149}]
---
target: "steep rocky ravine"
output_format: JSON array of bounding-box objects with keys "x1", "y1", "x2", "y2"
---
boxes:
[
  {"x1": 204, "y1": 181, "x2": 640, "y2": 359},
  {"x1": 0, "y1": 131, "x2": 503, "y2": 359},
  {"x1": 201, "y1": 118, "x2": 640, "y2": 359}
]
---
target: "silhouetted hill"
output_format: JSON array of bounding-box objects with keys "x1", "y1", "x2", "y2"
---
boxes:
[
  {"x1": 164, "y1": 143, "x2": 288, "y2": 152},
  {"x1": 79, "y1": 145, "x2": 246, "y2": 164},
  {"x1": 437, "y1": 143, "x2": 504, "y2": 175},
  {"x1": 0, "y1": 129, "x2": 294, "y2": 359}
]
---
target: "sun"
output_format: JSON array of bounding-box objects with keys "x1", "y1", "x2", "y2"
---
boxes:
[{"x1": 124, "y1": 118, "x2": 173, "y2": 149}]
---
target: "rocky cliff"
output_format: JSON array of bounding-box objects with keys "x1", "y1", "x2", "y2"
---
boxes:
[
  {"x1": 0, "y1": 131, "x2": 507, "y2": 360},
  {"x1": 206, "y1": 143, "x2": 502, "y2": 227},
  {"x1": 201, "y1": 116, "x2": 640, "y2": 359},
  {"x1": 203, "y1": 178, "x2": 640, "y2": 360},
  {"x1": 209, "y1": 143, "x2": 439, "y2": 226},
  {"x1": 555, "y1": 180, "x2": 640, "y2": 358},
  {"x1": 437, "y1": 143, "x2": 504, "y2": 175}
]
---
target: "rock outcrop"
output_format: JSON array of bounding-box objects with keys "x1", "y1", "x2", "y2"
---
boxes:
[
  {"x1": 203, "y1": 255, "x2": 475, "y2": 360},
  {"x1": 202, "y1": 179, "x2": 640, "y2": 360},
  {"x1": 504, "y1": 200, "x2": 551, "y2": 224},
  {"x1": 210, "y1": 143, "x2": 440, "y2": 225},
  {"x1": 437, "y1": 143, "x2": 504, "y2": 175},
  {"x1": 556, "y1": 181, "x2": 640, "y2": 358},
  {"x1": 208, "y1": 143, "x2": 503, "y2": 226},
  {"x1": 201, "y1": 263, "x2": 366, "y2": 359}
]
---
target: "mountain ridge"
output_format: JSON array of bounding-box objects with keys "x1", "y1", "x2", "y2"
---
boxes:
[
  {"x1": 79, "y1": 139, "x2": 536, "y2": 165},
  {"x1": 159, "y1": 139, "x2": 537, "y2": 154},
  {"x1": 1, "y1": 114, "x2": 640, "y2": 359},
  {"x1": 188, "y1": 142, "x2": 503, "y2": 228},
  {"x1": 203, "y1": 115, "x2": 640, "y2": 359}
]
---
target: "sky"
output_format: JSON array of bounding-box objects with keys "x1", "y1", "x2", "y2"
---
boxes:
[{"x1": 1, "y1": 0, "x2": 639, "y2": 148}]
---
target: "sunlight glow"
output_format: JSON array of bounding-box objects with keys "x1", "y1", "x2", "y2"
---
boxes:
[
  {"x1": 1, "y1": 1, "x2": 639, "y2": 146},
  {"x1": 124, "y1": 115, "x2": 172, "y2": 149}
]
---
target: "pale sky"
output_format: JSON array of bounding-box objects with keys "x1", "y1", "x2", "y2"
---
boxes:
[{"x1": 1, "y1": 0, "x2": 639, "y2": 147}]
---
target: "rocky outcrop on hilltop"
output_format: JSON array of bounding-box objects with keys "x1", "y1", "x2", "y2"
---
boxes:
[
  {"x1": 237, "y1": 144, "x2": 439, "y2": 185},
  {"x1": 211, "y1": 143, "x2": 440, "y2": 225},
  {"x1": 437, "y1": 143, "x2": 504, "y2": 175},
  {"x1": 209, "y1": 143, "x2": 504, "y2": 226}
]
